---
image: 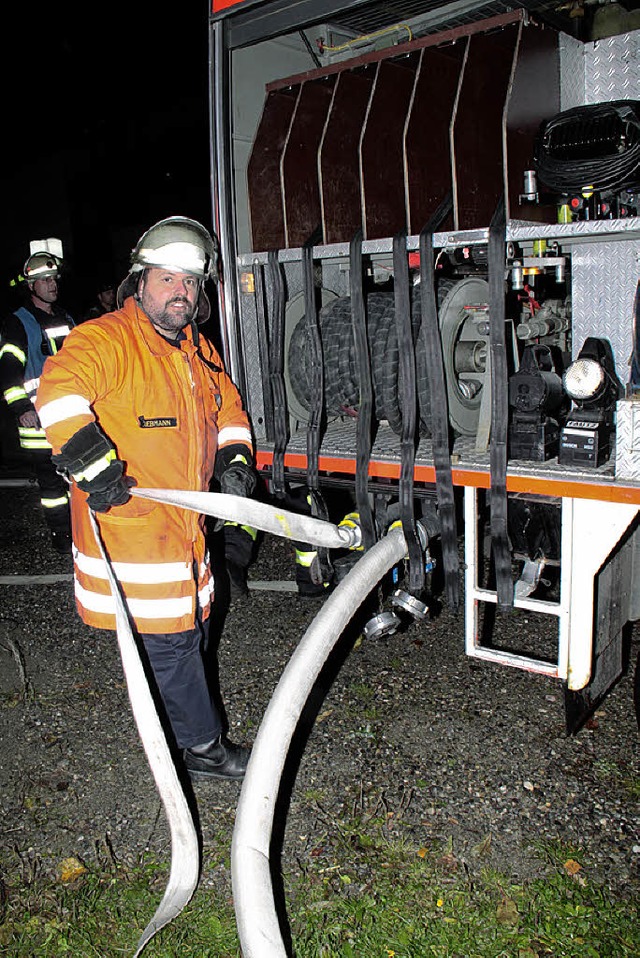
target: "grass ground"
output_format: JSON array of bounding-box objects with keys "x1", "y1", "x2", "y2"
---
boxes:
[{"x1": 1, "y1": 817, "x2": 638, "y2": 958}]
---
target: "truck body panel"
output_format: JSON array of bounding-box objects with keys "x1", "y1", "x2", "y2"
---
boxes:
[{"x1": 207, "y1": 0, "x2": 640, "y2": 724}]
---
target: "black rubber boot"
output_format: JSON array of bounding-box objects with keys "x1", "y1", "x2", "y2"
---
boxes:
[
  {"x1": 51, "y1": 531, "x2": 72, "y2": 554},
  {"x1": 183, "y1": 736, "x2": 250, "y2": 781},
  {"x1": 227, "y1": 560, "x2": 249, "y2": 598}
]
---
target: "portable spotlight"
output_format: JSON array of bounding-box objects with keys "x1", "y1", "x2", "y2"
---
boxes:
[
  {"x1": 558, "y1": 337, "x2": 622, "y2": 467},
  {"x1": 508, "y1": 344, "x2": 566, "y2": 461}
]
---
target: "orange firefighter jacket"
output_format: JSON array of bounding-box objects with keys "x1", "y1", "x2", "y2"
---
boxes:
[{"x1": 35, "y1": 296, "x2": 253, "y2": 634}]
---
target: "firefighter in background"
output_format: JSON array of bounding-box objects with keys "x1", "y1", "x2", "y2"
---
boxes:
[
  {"x1": 0, "y1": 251, "x2": 74, "y2": 552},
  {"x1": 81, "y1": 276, "x2": 117, "y2": 322},
  {"x1": 36, "y1": 216, "x2": 255, "y2": 782}
]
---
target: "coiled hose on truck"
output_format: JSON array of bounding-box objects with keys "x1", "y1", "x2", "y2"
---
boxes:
[{"x1": 287, "y1": 281, "x2": 460, "y2": 437}]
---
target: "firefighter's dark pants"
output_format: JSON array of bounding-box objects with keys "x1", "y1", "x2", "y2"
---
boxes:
[
  {"x1": 31, "y1": 450, "x2": 71, "y2": 534},
  {"x1": 139, "y1": 614, "x2": 222, "y2": 750}
]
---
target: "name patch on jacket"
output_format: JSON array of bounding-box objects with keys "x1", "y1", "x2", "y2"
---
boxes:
[{"x1": 138, "y1": 416, "x2": 177, "y2": 428}]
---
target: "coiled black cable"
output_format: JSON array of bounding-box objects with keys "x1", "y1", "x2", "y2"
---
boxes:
[{"x1": 534, "y1": 100, "x2": 640, "y2": 194}]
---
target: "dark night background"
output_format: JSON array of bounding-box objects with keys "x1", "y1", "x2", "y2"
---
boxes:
[{"x1": 1, "y1": 2, "x2": 213, "y2": 319}]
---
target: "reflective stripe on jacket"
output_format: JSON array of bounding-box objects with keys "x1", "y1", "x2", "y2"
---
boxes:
[
  {"x1": 35, "y1": 297, "x2": 253, "y2": 633},
  {"x1": 0, "y1": 305, "x2": 73, "y2": 449}
]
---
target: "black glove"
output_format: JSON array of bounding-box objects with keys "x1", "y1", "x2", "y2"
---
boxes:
[
  {"x1": 220, "y1": 460, "x2": 256, "y2": 498},
  {"x1": 215, "y1": 443, "x2": 256, "y2": 497},
  {"x1": 83, "y1": 462, "x2": 135, "y2": 513},
  {"x1": 52, "y1": 422, "x2": 133, "y2": 513},
  {"x1": 213, "y1": 445, "x2": 256, "y2": 531}
]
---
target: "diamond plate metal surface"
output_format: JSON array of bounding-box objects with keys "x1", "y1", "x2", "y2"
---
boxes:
[
  {"x1": 585, "y1": 31, "x2": 640, "y2": 104},
  {"x1": 571, "y1": 239, "x2": 640, "y2": 383},
  {"x1": 559, "y1": 32, "x2": 585, "y2": 109},
  {"x1": 615, "y1": 399, "x2": 640, "y2": 480},
  {"x1": 560, "y1": 29, "x2": 640, "y2": 108}
]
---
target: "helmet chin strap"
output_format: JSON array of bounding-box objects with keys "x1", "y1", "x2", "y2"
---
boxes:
[
  {"x1": 190, "y1": 315, "x2": 200, "y2": 349},
  {"x1": 189, "y1": 278, "x2": 204, "y2": 348}
]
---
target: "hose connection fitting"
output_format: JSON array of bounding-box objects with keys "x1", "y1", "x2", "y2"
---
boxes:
[
  {"x1": 362, "y1": 610, "x2": 401, "y2": 640},
  {"x1": 390, "y1": 589, "x2": 429, "y2": 621},
  {"x1": 337, "y1": 511, "x2": 364, "y2": 550},
  {"x1": 386, "y1": 518, "x2": 431, "y2": 620}
]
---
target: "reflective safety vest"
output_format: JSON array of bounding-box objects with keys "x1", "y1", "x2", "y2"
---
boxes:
[
  {"x1": 36, "y1": 296, "x2": 253, "y2": 634},
  {"x1": 1, "y1": 306, "x2": 73, "y2": 450}
]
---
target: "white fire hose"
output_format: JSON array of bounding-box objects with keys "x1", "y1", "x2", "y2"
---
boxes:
[
  {"x1": 95, "y1": 489, "x2": 368, "y2": 955},
  {"x1": 89, "y1": 509, "x2": 199, "y2": 958},
  {"x1": 230, "y1": 525, "x2": 408, "y2": 958}
]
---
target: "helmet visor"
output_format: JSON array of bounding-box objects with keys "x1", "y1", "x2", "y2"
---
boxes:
[{"x1": 136, "y1": 241, "x2": 208, "y2": 277}]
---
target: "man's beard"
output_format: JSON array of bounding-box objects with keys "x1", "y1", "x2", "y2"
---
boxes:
[{"x1": 148, "y1": 297, "x2": 197, "y2": 336}]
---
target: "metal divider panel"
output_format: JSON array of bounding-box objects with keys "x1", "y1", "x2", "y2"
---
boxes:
[
  {"x1": 319, "y1": 67, "x2": 376, "y2": 246},
  {"x1": 247, "y1": 86, "x2": 299, "y2": 252},
  {"x1": 281, "y1": 77, "x2": 337, "y2": 248},
  {"x1": 404, "y1": 44, "x2": 465, "y2": 236},
  {"x1": 505, "y1": 23, "x2": 560, "y2": 224},
  {"x1": 453, "y1": 25, "x2": 519, "y2": 230},
  {"x1": 360, "y1": 54, "x2": 421, "y2": 240},
  {"x1": 564, "y1": 530, "x2": 634, "y2": 733}
]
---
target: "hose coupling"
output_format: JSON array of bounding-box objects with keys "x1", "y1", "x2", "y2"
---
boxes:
[
  {"x1": 337, "y1": 511, "x2": 364, "y2": 550},
  {"x1": 390, "y1": 589, "x2": 429, "y2": 621},
  {"x1": 362, "y1": 611, "x2": 401, "y2": 640}
]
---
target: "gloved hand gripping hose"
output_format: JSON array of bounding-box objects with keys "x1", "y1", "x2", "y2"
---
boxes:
[{"x1": 53, "y1": 421, "x2": 133, "y2": 512}]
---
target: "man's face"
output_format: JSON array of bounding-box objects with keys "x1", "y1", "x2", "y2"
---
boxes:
[
  {"x1": 138, "y1": 268, "x2": 199, "y2": 339},
  {"x1": 30, "y1": 276, "x2": 59, "y2": 306},
  {"x1": 98, "y1": 287, "x2": 116, "y2": 311}
]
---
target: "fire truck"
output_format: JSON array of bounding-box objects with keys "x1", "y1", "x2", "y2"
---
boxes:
[{"x1": 206, "y1": 0, "x2": 640, "y2": 731}]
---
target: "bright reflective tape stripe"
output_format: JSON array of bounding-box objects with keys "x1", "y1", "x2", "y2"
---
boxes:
[
  {"x1": 45, "y1": 325, "x2": 71, "y2": 339},
  {"x1": 223, "y1": 521, "x2": 258, "y2": 540},
  {"x1": 75, "y1": 580, "x2": 193, "y2": 619},
  {"x1": 217, "y1": 426, "x2": 252, "y2": 446},
  {"x1": 198, "y1": 579, "x2": 214, "y2": 608},
  {"x1": 75, "y1": 550, "x2": 192, "y2": 584},
  {"x1": 73, "y1": 451, "x2": 114, "y2": 483},
  {"x1": 0, "y1": 343, "x2": 26, "y2": 364},
  {"x1": 41, "y1": 496, "x2": 69, "y2": 509},
  {"x1": 38, "y1": 394, "x2": 93, "y2": 428},
  {"x1": 294, "y1": 549, "x2": 316, "y2": 567},
  {"x1": 5, "y1": 386, "x2": 28, "y2": 404},
  {"x1": 24, "y1": 377, "x2": 40, "y2": 393}
]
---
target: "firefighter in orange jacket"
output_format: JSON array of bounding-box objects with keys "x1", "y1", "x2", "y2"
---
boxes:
[{"x1": 36, "y1": 217, "x2": 255, "y2": 782}]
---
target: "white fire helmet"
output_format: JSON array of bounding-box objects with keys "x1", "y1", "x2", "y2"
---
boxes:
[
  {"x1": 117, "y1": 216, "x2": 219, "y2": 322},
  {"x1": 24, "y1": 251, "x2": 62, "y2": 284},
  {"x1": 129, "y1": 216, "x2": 218, "y2": 281}
]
